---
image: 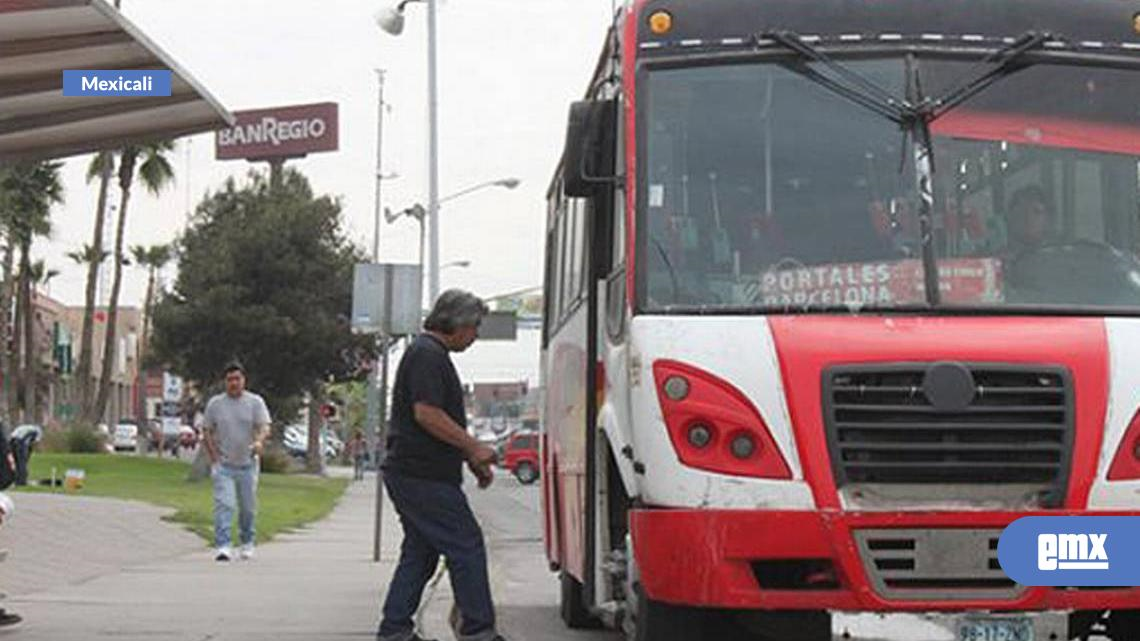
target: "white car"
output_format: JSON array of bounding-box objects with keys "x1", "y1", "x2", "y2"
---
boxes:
[{"x1": 113, "y1": 421, "x2": 139, "y2": 452}]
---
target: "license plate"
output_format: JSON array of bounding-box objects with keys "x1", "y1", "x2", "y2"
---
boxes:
[{"x1": 957, "y1": 618, "x2": 1034, "y2": 641}]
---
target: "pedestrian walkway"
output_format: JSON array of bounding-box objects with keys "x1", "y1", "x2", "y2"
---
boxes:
[
  {"x1": 0, "y1": 493, "x2": 202, "y2": 597},
  {"x1": 5, "y1": 475, "x2": 403, "y2": 641}
]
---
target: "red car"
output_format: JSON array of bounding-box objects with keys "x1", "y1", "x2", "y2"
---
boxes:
[{"x1": 501, "y1": 431, "x2": 539, "y2": 484}]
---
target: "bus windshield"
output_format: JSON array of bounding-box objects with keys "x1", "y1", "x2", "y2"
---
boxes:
[{"x1": 640, "y1": 58, "x2": 1140, "y2": 313}]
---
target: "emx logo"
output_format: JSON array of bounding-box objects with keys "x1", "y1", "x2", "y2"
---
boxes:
[
  {"x1": 1038, "y1": 533, "x2": 1108, "y2": 571},
  {"x1": 999, "y1": 517, "x2": 1140, "y2": 586}
]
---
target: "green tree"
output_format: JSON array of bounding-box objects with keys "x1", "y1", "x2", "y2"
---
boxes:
[
  {"x1": 90, "y1": 141, "x2": 175, "y2": 424},
  {"x1": 76, "y1": 151, "x2": 116, "y2": 419},
  {"x1": 130, "y1": 243, "x2": 172, "y2": 421},
  {"x1": 151, "y1": 169, "x2": 373, "y2": 470},
  {"x1": 0, "y1": 162, "x2": 63, "y2": 424}
]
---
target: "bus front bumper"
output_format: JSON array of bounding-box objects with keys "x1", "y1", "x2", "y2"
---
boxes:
[{"x1": 629, "y1": 508, "x2": 1140, "y2": 611}]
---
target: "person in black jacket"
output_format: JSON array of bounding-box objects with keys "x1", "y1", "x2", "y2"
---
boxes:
[{"x1": 377, "y1": 290, "x2": 505, "y2": 641}]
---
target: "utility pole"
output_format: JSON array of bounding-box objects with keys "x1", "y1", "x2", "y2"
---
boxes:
[
  {"x1": 426, "y1": 0, "x2": 441, "y2": 304},
  {"x1": 370, "y1": 69, "x2": 389, "y2": 563}
]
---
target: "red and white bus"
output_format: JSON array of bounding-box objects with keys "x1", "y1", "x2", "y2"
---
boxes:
[{"x1": 541, "y1": 1, "x2": 1140, "y2": 640}]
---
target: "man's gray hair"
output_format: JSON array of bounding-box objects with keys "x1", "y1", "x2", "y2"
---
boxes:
[{"x1": 424, "y1": 289, "x2": 489, "y2": 334}]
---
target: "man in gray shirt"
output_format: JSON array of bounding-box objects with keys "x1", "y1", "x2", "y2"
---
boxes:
[{"x1": 202, "y1": 362, "x2": 271, "y2": 562}]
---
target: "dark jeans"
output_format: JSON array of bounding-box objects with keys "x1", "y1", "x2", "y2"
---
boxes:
[
  {"x1": 10, "y1": 437, "x2": 30, "y2": 487},
  {"x1": 378, "y1": 471, "x2": 496, "y2": 641}
]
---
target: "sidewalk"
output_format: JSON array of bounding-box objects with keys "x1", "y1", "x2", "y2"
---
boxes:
[{"x1": 6, "y1": 474, "x2": 403, "y2": 641}]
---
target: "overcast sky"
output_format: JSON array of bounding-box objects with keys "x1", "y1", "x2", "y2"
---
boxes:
[{"x1": 39, "y1": 0, "x2": 615, "y2": 320}]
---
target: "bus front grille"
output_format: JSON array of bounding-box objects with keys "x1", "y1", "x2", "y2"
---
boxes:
[
  {"x1": 854, "y1": 529, "x2": 1022, "y2": 601},
  {"x1": 822, "y1": 363, "x2": 1074, "y2": 502}
]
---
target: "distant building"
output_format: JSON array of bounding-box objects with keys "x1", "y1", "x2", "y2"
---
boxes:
[{"x1": 57, "y1": 305, "x2": 141, "y2": 426}]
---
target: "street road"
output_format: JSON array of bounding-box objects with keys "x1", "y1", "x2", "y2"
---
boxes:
[{"x1": 425, "y1": 472, "x2": 968, "y2": 641}]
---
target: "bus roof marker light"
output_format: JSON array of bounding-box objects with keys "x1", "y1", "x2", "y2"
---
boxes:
[
  {"x1": 663, "y1": 375, "x2": 690, "y2": 401},
  {"x1": 648, "y1": 10, "x2": 673, "y2": 35}
]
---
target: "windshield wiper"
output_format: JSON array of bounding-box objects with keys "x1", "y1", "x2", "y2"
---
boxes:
[
  {"x1": 763, "y1": 31, "x2": 916, "y2": 124},
  {"x1": 759, "y1": 30, "x2": 1054, "y2": 307},
  {"x1": 921, "y1": 31, "x2": 1054, "y2": 121},
  {"x1": 761, "y1": 30, "x2": 1055, "y2": 123}
]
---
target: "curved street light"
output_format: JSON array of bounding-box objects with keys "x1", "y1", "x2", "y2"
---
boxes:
[
  {"x1": 439, "y1": 178, "x2": 521, "y2": 205},
  {"x1": 385, "y1": 178, "x2": 520, "y2": 295}
]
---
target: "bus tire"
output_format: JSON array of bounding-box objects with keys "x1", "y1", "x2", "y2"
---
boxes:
[
  {"x1": 514, "y1": 461, "x2": 538, "y2": 485},
  {"x1": 1109, "y1": 610, "x2": 1140, "y2": 640},
  {"x1": 560, "y1": 571, "x2": 600, "y2": 629},
  {"x1": 737, "y1": 610, "x2": 832, "y2": 641},
  {"x1": 627, "y1": 583, "x2": 708, "y2": 641}
]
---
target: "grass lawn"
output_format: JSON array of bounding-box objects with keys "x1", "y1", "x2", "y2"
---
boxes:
[{"x1": 15, "y1": 454, "x2": 348, "y2": 545}]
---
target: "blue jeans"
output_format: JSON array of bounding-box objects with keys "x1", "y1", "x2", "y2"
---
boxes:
[
  {"x1": 212, "y1": 462, "x2": 257, "y2": 548},
  {"x1": 378, "y1": 472, "x2": 497, "y2": 641}
]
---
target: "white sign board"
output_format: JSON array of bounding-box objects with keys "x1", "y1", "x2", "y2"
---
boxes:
[
  {"x1": 162, "y1": 372, "x2": 183, "y2": 403},
  {"x1": 352, "y1": 263, "x2": 422, "y2": 336}
]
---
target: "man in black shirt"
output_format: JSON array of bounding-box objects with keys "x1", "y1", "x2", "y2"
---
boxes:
[{"x1": 378, "y1": 290, "x2": 503, "y2": 641}]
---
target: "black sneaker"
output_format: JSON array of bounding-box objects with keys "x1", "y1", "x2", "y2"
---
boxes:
[{"x1": 0, "y1": 609, "x2": 22, "y2": 628}]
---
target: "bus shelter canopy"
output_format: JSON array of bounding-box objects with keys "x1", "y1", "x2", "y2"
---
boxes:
[{"x1": 0, "y1": 0, "x2": 232, "y2": 166}]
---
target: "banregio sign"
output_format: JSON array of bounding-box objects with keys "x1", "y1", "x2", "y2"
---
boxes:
[{"x1": 216, "y1": 102, "x2": 338, "y2": 161}]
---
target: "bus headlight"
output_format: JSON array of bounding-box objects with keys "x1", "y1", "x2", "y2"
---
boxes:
[
  {"x1": 687, "y1": 423, "x2": 713, "y2": 448},
  {"x1": 730, "y1": 434, "x2": 756, "y2": 459},
  {"x1": 653, "y1": 359, "x2": 792, "y2": 480},
  {"x1": 663, "y1": 375, "x2": 690, "y2": 401}
]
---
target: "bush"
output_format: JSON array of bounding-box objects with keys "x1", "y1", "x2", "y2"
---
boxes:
[
  {"x1": 41, "y1": 425, "x2": 108, "y2": 454},
  {"x1": 259, "y1": 444, "x2": 296, "y2": 475}
]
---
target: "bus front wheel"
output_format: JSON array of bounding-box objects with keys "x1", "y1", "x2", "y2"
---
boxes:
[{"x1": 626, "y1": 583, "x2": 708, "y2": 641}]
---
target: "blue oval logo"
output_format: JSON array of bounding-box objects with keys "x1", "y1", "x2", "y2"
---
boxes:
[{"x1": 998, "y1": 516, "x2": 1140, "y2": 586}]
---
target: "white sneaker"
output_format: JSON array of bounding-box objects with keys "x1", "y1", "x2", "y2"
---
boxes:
[
  {"x1": 239, "y1": 543, "x2": 254, "y2": 560},
  {"x1": 215, "y1": 547, "x2": 233, "y2": 562}
]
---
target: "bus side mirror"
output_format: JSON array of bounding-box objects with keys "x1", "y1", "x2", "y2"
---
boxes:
[{"x1": 562, "y1": 99, "x2": 617, "y2": 198}]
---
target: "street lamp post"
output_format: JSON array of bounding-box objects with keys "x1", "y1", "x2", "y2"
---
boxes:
[{"x1": 377, "y1": 0, "x2": 441, "y2": 302}]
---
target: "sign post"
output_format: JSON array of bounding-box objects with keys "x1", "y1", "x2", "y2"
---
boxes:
[{"x1": 352, "y1": 263, "x2": 422, "y2": 562}]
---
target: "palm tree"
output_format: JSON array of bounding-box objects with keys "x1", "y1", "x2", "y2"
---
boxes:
[
  {"x1": 130, "y1": 243, "x2": 172, "y2": 423},
  {"x1": 0, "y1": 162, "x2": 63, "y2": 424},
  {"x1": 0, "y1": 167, "x2": 14, "y2": 425},
  {"x1": 91, "y1": 141, "x2": 175, "y2": 424},
  {"x1": 76, "y1": 151, "x2": 115, "y2": 422},
  {"x1": 66, "y1": 244, "x2": 110, "y2": 272}
]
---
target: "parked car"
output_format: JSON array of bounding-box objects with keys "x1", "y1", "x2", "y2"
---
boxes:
[
  {"x1": 112, "y1": 420, "x2": 139, "y2": 452},
  {"x1": 283, "y1": 425, "x2": 339, "y2": 460},
  {"x1": 501, "y1": 430, "x2": 540, "y2": 484}
]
